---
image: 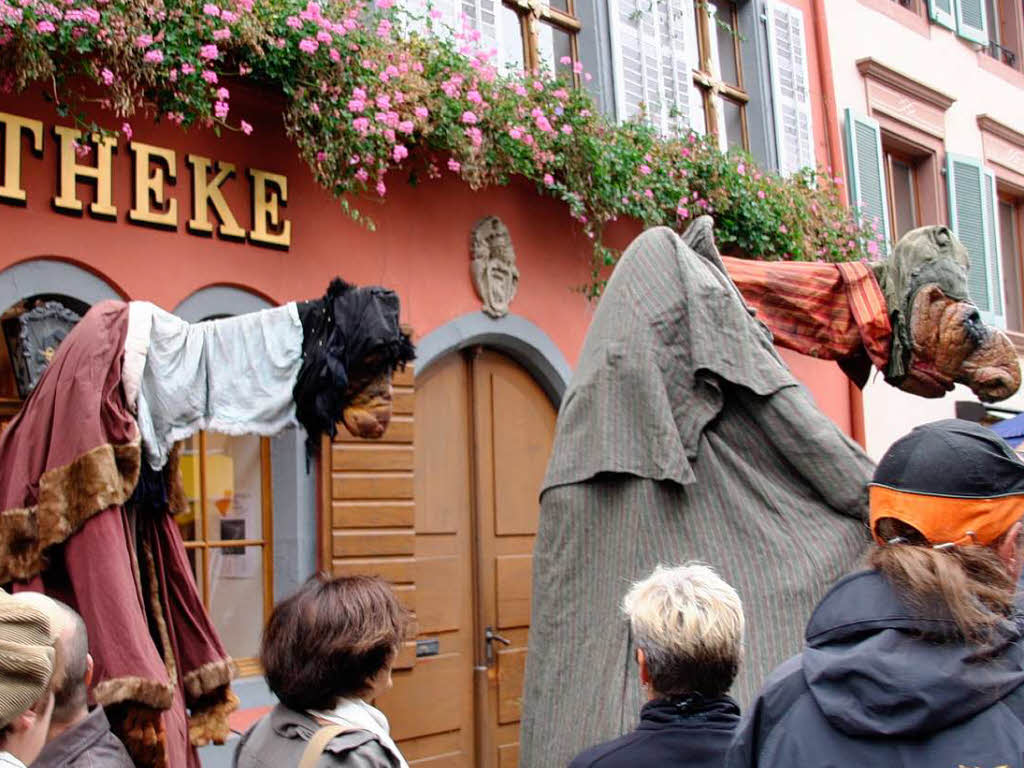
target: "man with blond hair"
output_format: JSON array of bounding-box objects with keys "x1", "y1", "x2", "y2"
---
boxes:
[{"x1": 569, "y1": 563, "x2": 744, "y2": 768}]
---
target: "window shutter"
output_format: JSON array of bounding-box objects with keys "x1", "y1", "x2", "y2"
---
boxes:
[
  {"x1": 928, "y1": 0, "x2": 956, "y2": 30},
  {"x1": 843, "y1": 108, "x2": 891, "y2": 250},
  {"x1": 610, "y1": 0, "x2": 701, "y2": 135},
  {"x1": 955, "y1": 0, "x2": 988, "y2": 45},
  {"x1": 983, "y1": 168, "x2": 1007, "y2": 327},
  {"x1": 947, "y1": 154, "x2": 998, "y2": 322},
  {"x1": 766, "y1": 0, "x2": 816, "y2": 175}
]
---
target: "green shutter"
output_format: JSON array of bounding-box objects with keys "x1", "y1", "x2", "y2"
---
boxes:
[
  {"x1": 947, "y1": 154, "x2": 996, "y2": 321},
  {"x1": 844, "y1": 108, "x2": 891, "y2": 252},
  {"x1": 983, "y1": 168, "x2": 1006, "y2": 328},
  {"x1": 929, "y1": 0, "x2": 956, "y2": 29},
  {"x1": 955, "y1": 0, "x2": 988, "y2": 45}
]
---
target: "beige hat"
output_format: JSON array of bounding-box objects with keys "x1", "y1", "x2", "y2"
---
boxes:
[{"x1": 0, "y1": 590, "x2": 54, "y2": 729}]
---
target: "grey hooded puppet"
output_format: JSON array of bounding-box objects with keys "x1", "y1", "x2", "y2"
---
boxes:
[
  {"x1": 520, "y1": 218, "x2": 1022, "y2": 768},
  {"x1": 519, "y1": 224, "x2": 879, "y2": 768}
]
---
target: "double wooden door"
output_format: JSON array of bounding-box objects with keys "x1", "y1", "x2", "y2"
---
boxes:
[{"x1": 371, "y1": 348, "x2": 556, "y2": 766}]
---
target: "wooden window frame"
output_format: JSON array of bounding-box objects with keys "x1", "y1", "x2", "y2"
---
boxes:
[
  {"x1": 693, "y1": 0, "x2": 749, "y2": 149},
  {"x1": 996, "y1": 190, "x2": 1024, "y2": 334},
  {"x1": 978, "y1": 115, "x2": 1024, "y2": 354},
  {"x1": 982, "y1": 0, "x2": 1023, "y2": 70},
  {"x1": 884, "y1": 146, "x2": 924, "y2": 243},
  {"x1": 856, "y1": 59, "x2": 952, "y2": 228},
  {"x1": 181, "y1": 431, "x2": 275, "y2": 677},
  {"x1": 503, "y1": 0, "x2": 582, "y2": 83}
]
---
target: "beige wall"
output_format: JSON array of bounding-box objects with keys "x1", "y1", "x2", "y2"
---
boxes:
[{"x1": 825, "y1": 0, "x2": 1024, "y2": 459}]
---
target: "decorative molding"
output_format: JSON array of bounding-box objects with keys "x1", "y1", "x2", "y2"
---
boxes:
[
  {"x1": 470, "y1": 216, "x2": 519, "y2": 319},
  {"x1": 978, "y1": 115, "x2": 1024, "y2": 147},
  {"x1": 978, "y1": 115, "x2": 1024, "y2": 182},
  {"x1": 856, "y1": 58, "x2": 956, "y2": 111}
]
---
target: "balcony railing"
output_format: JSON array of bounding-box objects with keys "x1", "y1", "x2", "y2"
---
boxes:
[{"x1": 987, "y1": 40, "x2": 1019, "y2": 69}]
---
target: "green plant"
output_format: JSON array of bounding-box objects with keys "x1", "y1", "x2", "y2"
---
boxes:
[{"x1": 0, "y1": 0, "x2": 880, "y2": 295}]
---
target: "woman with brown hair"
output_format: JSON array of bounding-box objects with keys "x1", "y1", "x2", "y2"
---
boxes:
[
  {"x1": 728, "y1": 419, "x2": 1024, "y2": 768},
  {"x1": 233, "y1": 574, "x2": 409, "y2": 768}
]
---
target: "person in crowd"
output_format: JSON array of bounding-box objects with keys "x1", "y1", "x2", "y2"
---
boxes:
[
  {"x1": 13, "y1": 594, "x2": 132, "y2": 768},
  {"x1": 728, "y1": 419, "x2": 1024, "y2": 767},
  {"x1": 569, "y1": 563, "x2": 744, "y2": 768},
  {"x1": 234, "y1": 574, "x2": 410, "y2": 768},
  {"x1": 0, "y1": 591, "x2": 55, "y2": 768}
]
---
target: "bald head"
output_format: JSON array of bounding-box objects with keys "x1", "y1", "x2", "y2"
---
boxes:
[{"x1": 13, "y1": 594, "x2": 90, "y2": 724}]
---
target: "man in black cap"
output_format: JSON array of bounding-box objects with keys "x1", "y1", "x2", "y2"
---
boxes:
[{"x1": 728, "y1": 419, "x2": 1024, "y2": 768}]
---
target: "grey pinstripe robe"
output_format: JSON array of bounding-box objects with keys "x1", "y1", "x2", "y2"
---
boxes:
[{"x1": 519, "y1": 225, "x2": 874, "y2": 768}]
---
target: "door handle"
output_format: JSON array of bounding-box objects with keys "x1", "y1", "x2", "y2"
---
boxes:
[{"x1": 484, "y1": 626, "x2": 511, "y2": 665}]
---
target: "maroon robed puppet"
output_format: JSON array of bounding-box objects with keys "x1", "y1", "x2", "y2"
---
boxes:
[{"x1": 0, "y1": 280, "x2": 414, "y2": 767}]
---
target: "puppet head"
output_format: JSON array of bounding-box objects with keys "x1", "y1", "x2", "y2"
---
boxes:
[
  {"x1": 877, "y1": 226, "x2": 1020, "y2": 402},
  {"x1": 294, "y1": 279, "x2": 416, "y2": 456}
]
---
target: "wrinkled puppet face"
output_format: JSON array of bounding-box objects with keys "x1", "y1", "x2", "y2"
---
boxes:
[
  {"x1": 341, "y1": 368, "x2": 394, "y2": 439},
  {"x1": 904, "y1": 283, "x2": 1021, "y2": 402}
]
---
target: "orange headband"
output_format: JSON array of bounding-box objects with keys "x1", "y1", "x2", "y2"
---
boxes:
[{"x1": 869, "y1": 485, "x2": 1024, "y2": 547}]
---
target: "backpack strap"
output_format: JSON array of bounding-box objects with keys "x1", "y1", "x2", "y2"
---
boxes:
[{"x1": 298, "y1": 723, "x2": 350, "y2": 768}]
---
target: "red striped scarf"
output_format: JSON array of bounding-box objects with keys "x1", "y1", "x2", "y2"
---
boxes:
[{"x1": 723, "y1": 257, "x2": 892, "y2": 384}]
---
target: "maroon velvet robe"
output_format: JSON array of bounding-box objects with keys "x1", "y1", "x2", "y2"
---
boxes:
[{"x1": 0, "y1": 300, "x2": 235, "y2": 768}]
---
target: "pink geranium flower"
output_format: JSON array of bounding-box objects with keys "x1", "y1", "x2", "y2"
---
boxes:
[
  {"x1": 461, "y1": 111, "x2": 478, "y2": 124},
  {"x1": 240, "y1": 120, "x2": 253, "y2": 135}
]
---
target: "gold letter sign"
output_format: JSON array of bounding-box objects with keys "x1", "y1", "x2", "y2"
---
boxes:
[
  {"x1": 52, "y1": 125, "x2": 117, "y2": 219},
  {"x1": 0, "y1": 111, "x2": 292, "y2": 249},
  {"x1": 129, "y1": 141, "x2": 178, "y2": 229},
  {"x1": 0, "y1": 112, "x2": 42, "y2": 204},
  {"x1": 248, "y1": 168, "x2": 291, "y2": 248},
  {"x1": 187, "y1": 154, "x2": 246, "y2": 240}
]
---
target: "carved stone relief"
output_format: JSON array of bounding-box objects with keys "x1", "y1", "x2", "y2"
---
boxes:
[{"x1": 471, "y1": 216, "x2": 519, "y2": 318}]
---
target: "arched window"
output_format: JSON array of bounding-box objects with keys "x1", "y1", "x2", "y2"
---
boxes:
[{"x1": 0, "y1": 259, "x2": 121, "y2": 432}]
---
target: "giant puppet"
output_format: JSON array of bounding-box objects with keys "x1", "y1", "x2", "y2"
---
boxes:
[
  {"x1": 0, "y1": 279, "x2": 415, "y2": 768},
  {"x1": 519, "y1": 219, "x2": 1021, "y2": 768}
]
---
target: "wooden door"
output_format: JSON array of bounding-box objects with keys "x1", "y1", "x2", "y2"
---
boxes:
[
  {"x1": 327, "y1": 350, "x2": 556, "y2": 767},
  {"x1": 469, "y1": 350, "x2": 556, "y2": 768}
]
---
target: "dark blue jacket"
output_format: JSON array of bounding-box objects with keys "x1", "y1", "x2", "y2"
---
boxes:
[
  {"x1": 727, "y1": 569, "x2": 1024, "y2": 768},
  {"x1": 568, "y1": 695, "x2": 740, "y2": 768}
]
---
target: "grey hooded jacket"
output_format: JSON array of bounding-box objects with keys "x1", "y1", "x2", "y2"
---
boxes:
[{"x1": 727, "y1": 569, "x2": 1024, "y2": 768}]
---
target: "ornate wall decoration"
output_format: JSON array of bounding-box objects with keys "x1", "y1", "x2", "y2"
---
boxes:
[
  {"x1": 12, "y1": 301, "x2": 82, "y2": 397},
  {"x1": 471, "y1": 216, "x2": 519, "y2": 319}
]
